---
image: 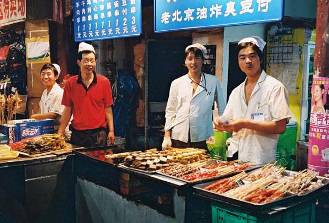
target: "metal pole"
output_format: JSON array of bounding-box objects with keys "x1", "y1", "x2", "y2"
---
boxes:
[{"x1": 144, "y1": 42, "x2": 149, "y2": 150}]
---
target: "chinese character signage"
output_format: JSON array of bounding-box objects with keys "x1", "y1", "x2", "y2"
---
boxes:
[
  {"x1": 73, "y1": 0, "x2": 141, "y2": 42},
  {"x1": 308, "y1": 77, "x2": 329, "y2": 177},
  {"x1": 0, "y1": 0, "x2": 26, "y2": 26},
  {"x1": 155, "y1": 0, "x2": 283, "y2": 32}
]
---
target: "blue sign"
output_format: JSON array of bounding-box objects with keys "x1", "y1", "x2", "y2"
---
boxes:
[
  {"x1": 155, "y1": 0, "x2": 283, "y2": 32},
  {"x1": 73, "y1": 0, "x2": 142, "y2": 41}
]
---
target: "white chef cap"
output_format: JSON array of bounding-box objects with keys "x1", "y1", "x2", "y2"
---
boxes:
[
  {"x1": 78, "y1": 42, "x2": 95, "y2": 54},
  {"x1": 52, "y1": 63, "x2": 61, "y2": 75},
  {"x1": 185, "y1": 43, "x2": 207, "y2": 58},
  {"x1": 238, "y1": 36, "x2": 266, "y2": 51}
]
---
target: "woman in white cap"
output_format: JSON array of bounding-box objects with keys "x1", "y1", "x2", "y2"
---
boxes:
[
  {"x1": 31, "y1": 63, "x2": 64, "y2": 125},
  {"x1": 162, "y1": 43, "x2": 224, "y2": 149},
  {"x1": 214, "y1": 36, "x2": 292, "y2": 165}
]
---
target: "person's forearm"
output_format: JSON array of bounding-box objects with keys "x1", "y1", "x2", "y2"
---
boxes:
[
  {"x1": 58, "y1": 107, "x2": 72, "y2": 135},
  {"x1": 105, "y1": 107, "x2": 114, "y2": 133},
  {"x1": 244, "y1": 119, "x2": 287, "y2": 134},
  {"x1": 31, "y1": 112, "x2": 57, "y2": 120},
  {"x1": 164, "y1": 130, "x2": 171, "y2": 138}
]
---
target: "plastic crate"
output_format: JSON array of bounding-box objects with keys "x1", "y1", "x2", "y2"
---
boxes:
[{"x1": 212, "y1": 201, "x2": 316, "y2": 223}]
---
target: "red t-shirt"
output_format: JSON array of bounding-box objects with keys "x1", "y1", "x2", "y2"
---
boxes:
[{"x1": 62, "y1": 74, "x2": 113, "y2": 130}]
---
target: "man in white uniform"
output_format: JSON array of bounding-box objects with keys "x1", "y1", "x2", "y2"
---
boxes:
[
  {"x1": 31, "y1": 63, "x2": 64, "y2": 125},
  {"x1": 162, "y1": 43, "x2": 224, "y2": 149},
  {"x1": 214, "y1": 36, "x2": 292, "y2": 164}
]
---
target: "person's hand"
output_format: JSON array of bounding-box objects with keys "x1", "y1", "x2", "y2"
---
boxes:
[
  {"x1": 214, "y1": 116, "x2": 229, "y2": 131},
  {"x1": 58, "y1": 129, "x2": 65, "y2": 138},
  {"x1": 224, "y1": 119, "x2": 247, "y2": 132},
  {"x1": 162, "y1": 136, "x2": 172, "y2": 149},
  {"x1": 108, "y1": 131, "x2": 115, "y2": 145}
]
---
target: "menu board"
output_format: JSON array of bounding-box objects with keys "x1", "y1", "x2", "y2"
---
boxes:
[
  {"x1": 155, "y1": 0, "x2": 283, "y2": 32},
  {"x1": 73, "y1": 0, "x2": 141, "y2": 41}
]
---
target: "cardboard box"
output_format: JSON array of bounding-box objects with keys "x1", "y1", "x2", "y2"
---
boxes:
[
  {"x1": 16, "y1": 119, "x2": 54, "y2": 141},
  {"x1": 0, "y1": 124, "x2": 17, "y2": 144},
  {"x1": 25, "y1": 20, "x2": 49, "y2": 38},
  {"x1": 27, "y1": 97, "x2": 41, "y2": 117},
  {"x1": 26, "y1": 63, "x2": 45, "y2": 97},
  {"x1": 1, "y1": 119, "x2": 55, "y2": 142},
  {"x1": 0, "y1": 133, "x2": 8, "y2": 144},
  {"x1": 25, "y1": 20, "x2": 50, "y2": 97}
]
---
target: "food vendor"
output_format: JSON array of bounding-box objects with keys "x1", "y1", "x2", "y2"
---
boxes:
[
  {"x1": 30, "y1": 63, "x2": 64, "y2": 124},
  {"x1": 214, "y1": 36, "x2": 292, "y2": 165},
  {"x1": 58, "y1": 42, "x2": 115, "y2": 147},
  {"x1": 162, "y1": 43, "x2": 224, "y2": 150}
]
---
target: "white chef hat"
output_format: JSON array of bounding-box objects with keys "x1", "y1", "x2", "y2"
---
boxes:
[
  {"x1": 185, "y1": 43, "x2": 207, "y2": 58},
  {"x1": 52, "y1": 63, "x2": 61, "y2": 75},
  {"x1": 238, "y1": 36, "x2": 266, "y2": 51},
  {"x1": 78, "y1": 42, "x2": 95, "y2": 54}
]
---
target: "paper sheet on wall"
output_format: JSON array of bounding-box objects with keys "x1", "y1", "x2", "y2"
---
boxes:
[{"x1": 269, "y1": 63, "x2": 299, "y2": 94}]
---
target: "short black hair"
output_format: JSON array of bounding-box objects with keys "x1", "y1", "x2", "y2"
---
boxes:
[
  {"x1": 78, "y1": 50, "x2": 97, "y2": 60},
  {"x1": 40, "y1": 63, "x2": 58, "y2": 76},
  {"x1": 185, "y1": 47, "x2": 204, "y2": 60},
  {"x1": 237, "y1": 42, "x2": 264, "y2": 69}
]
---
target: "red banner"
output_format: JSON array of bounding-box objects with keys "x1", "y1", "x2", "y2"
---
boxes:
[{"x1": 0, "y1": 0, "x2": 26, "y2": 26}]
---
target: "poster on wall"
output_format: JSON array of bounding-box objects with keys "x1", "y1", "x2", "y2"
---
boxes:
[
  {"x1": 308, "y1": 76, "x2": 329, "y2": 177},
  {"x1": 203, "y1": 45, "x2": 216, "y2": 75},
  {"x1": 155, "y1": 0, "x2": 283, "y2": 32},
  {"x1": 26, "y1": 37, "x2": 50, "y2": 63},
  {"x1": 73, "y1": 0, "x2": 142, "y2": 42},
  {"x1": 0, "y1": 0, "x2": 26, "y2": 26}
]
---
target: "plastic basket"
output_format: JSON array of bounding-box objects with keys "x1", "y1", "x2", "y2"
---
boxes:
[
  {"x1": 207, "y1": 130, "x2": 231, "y2": 160},
  {"x1": 276, "y1": 124, "x2": 297, "y2": 170},
  {"x1": 212, "y1": 201, "x2": 316, "y2": 223}
]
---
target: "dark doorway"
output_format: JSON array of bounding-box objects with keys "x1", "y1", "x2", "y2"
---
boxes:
[
  {"x1": 146, "y1": 40, "x2": 190, "y2": 147},
  {"x1": 147, "y1": 40, "x2": 190, "y2": 102},
  {"x1": 227, "y1": 42, "x2": 246, "y2": 100}
]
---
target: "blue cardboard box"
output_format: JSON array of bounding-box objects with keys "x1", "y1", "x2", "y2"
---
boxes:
[
  {"x1": 0, "y1": 133, "x2": 8, "y2": 144},
  {"x1": 0, "y1": 124, "x2": 17, "y2": 143},
  {"x1": 16, "y1": 119, "x2": 54, "y2": 141},
  {"x1": 0, "y1": 119, "x2": 55, "y2": 142}
]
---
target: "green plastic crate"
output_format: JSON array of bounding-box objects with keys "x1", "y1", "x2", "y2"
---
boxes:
[{"x1": 212, "y1": 201, "x2": 316, "y2": 223}]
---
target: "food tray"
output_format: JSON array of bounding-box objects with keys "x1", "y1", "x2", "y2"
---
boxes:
[
  {"x1": 156, "y1": 170, "x2": 238, "y2": 185},
  {"x1": 118, "y1": 163, "x2": 157, "y2": 174},
  {"x1": 193, "y1": 169, "x2": 329, "y2": 211},
  {"x1": 283, "y1": 170, "x2": 329, "y2": 197},
  {"x1": 156, "y1": 162, "x2": 261, "y2": 185},
  {"x1": 193, "y1": 180, "x2": 297, "y2": 211}
]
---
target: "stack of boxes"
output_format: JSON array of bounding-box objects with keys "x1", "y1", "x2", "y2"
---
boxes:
[{"x1": 25, "y1": 20, "x2": 51, "y2": 116}]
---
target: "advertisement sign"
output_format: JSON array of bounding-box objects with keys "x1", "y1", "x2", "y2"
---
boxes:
[
  {"x1": 73, "y1": 0, "x2": 142, "y2": 41},
  {"x1": 0, "y1": 0, "x2": 26, "y2": 26},
  {"x1": 155, "y1": 0, "x2": 283, "y2": 32},
  {"x1": 308, "y1": 77, "x2": 329, "y2": 177}
]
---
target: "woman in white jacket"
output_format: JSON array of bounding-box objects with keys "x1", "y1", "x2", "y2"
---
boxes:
[{"x1": 162, "y1": 43, "x2": 224, "y2": 149}]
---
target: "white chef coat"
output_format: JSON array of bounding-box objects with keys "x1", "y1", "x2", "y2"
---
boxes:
[
  {"x1": 165, "y1": 73, "x2": 224, "y2": 143},
  {"x1": 221, "y1": 71, "x2": 292, "y2": 165},
  {"x1": 40, "y1": 83, "x2": 64, "y2": 116}
]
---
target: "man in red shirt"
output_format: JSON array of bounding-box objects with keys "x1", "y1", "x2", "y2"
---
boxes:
[{"x1": 58, "y1": 42, "x2": 115, "y2": 147}]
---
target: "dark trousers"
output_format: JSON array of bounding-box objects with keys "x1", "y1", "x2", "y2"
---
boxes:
[
  {"x1": 70, "y1": 126, "x2": 108, "y2": 148},
  {"x1": 171, "y1": 139, "x2": 207, "y2": 149}
]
